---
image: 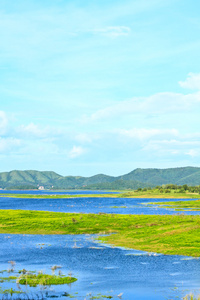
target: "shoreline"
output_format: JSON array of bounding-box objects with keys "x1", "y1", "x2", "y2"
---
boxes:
[{"x1": 0, "y1": 191, "x2": 199, "y2": 199}]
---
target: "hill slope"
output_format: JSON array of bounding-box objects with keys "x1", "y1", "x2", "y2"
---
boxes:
[
  {"x1": 119, "y1": 167, "x2": 200, "y2": 186},
  {"x1": 0, "y1": 167, "x2": 200, "y2": 190}
]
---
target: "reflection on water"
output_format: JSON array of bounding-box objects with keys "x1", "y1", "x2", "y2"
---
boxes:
[{"x1": 0, "y1": 234, "x2": 200, "y2": 299}]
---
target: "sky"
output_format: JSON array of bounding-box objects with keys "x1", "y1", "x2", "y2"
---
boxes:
[{"x1": 0, "y1": 0, "x2": 200, "y2": 176}]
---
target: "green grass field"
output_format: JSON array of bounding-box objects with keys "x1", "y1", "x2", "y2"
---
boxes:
[
  {"x1": 119, "y1": 190, "x2": 200, "y2": 199},
  {"x1": 0, "y1": 209, "x2": 200, "y2": 257}
]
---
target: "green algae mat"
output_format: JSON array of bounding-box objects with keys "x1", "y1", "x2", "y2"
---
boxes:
[{"x1": 0, "y1": 209, "x2": 199, "y2": 257}]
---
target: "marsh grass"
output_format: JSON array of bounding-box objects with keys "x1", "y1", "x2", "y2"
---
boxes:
[
  {"x1": 0, "y1": 288, "x2": 22, "y2": 296},
  {"x1": 0, "y1": 194, "x2": 115, "y2": 199},
  {"x1": 150, "y1": 200, "x2": 200, "y2": 211},
  {"x1": 183, "y1": 294, "x2": 200, "y2": 300},
  {"x1": 0, "y1": 277, "x2": 17, "y2": 282},
  {"x1": 18, "y1": 274, "x2": 77, "y2": 287},
  {"x1": 120, "y1": 190, "x2": 200, "y2": 199},
  {"x1": 0, "y1": 209, "x2": 200, "y2": 256},
  {"x1": 1, "y1": 292, "x2": 46, "y2": 299}
]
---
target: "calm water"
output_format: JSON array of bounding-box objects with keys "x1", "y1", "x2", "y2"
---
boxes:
[{"x1": 0, "y1": 191, "x2": 199, "y2": 299}]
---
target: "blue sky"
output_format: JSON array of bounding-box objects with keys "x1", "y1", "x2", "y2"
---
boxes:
[{"x1": 0, "y1": 0, "x2": 200, "y2": 176}]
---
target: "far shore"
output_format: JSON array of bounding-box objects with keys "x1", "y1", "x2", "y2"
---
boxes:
[{"x1": 0, "y1": 190, "x2": 200, "y2": 199}]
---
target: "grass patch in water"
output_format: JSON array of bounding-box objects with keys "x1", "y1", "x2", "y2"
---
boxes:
[
  {"x1": 0, "y1": 287, "x2": 22, "y2": 295},
  {"x1": 119, "y1": 190, "x2": 200, "y2": 199},
  {"x1": 18, "y1": 273, "x2": 77, "y2": 287},
  {"x1": 0, "y1": 276, "x2": 17, "y2": 283},
  {"x1": 0, "y1": 209, "x2": 200, "y2": 256},
  {"x1": 149, "y1": 199, "x2": 200, "y2": 211},
  {"x1": 183, "y1": 294, "x2": 200, "y2": 300},
  {"x1": 0, "y1": 193, "x2": 116, "y2": 199}
]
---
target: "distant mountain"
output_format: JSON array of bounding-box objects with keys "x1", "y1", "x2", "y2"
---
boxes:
[
  {"x1": 0, "y1": 170, "x2": 61, "y2": 189},
  {"x1": 119, "y1": 167, "x2": 200, "y2": 186},
  {"x1": 0, "y1": 167, "x2": 200, "y2": 190}
]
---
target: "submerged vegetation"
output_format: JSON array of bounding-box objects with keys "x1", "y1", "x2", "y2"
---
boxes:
[{"x1": 0, "y1": 209, "x2": 199, "y2": 256}]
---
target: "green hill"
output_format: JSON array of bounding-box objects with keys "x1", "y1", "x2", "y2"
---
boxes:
[
  {"x1": 119, "y1": 167, "x2": 200, "y2": 186},
  {"x1": 0, "y1": 167, "x2": 200, "y2": 190},
  {"x1": 0, "y1": 170, "x2": 61, "y2": 189}
]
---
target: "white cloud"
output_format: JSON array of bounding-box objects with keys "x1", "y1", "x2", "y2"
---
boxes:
[
  {"x1": 82, "y1": 74, "x2": 200, "y2": 123},
  {"x1": 84, "y1": 91, "x2": 200, "y2": 122},
  {"x1": 141, "y1": 139, "x2": 200, "y2": 161},
  {"x1": 92, "y1": 26, "x2": 131, "y2": 38},
  {"x1": 19, "y1": 123, "x2": 47, "y2": 138},
  {"x1": 118, "y1": 128, "x2": 179, "y2": 140},
  {"x1": 144, "y1": 139, "x2": 200, "y2": 149},
  {"x1": 69, "y1": 146, "x2": 86, "y2": 159},
  {"x1": 74, "y1": 133, "x2": 93, "y2": 144},
  {"x1": 74, "y1": 133, "x2": 100, "y2": 144},
  {"x1": 185, "y1": 149, "x2": 199, "y2": 157},
  {"x1": 0, "y1": 137, "x2": 21, "y2": 153},
  {"x1": 0, "y1": 111, "x2": 8, "y2": 135},
  {"x1": 17, "y1": 123, "x2": 63, "y2": 138},
  {"x1": 179, "y1": 73, "x2": 200, "y2": 90}
]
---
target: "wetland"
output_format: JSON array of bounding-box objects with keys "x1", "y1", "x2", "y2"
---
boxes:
[{"x1": 0, "y1": 190, "x2": 200, "y2": 299}]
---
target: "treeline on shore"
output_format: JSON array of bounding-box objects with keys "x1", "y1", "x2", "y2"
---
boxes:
[{"x1": 136, "y1": 184, "x2": 200, "y2": 194}]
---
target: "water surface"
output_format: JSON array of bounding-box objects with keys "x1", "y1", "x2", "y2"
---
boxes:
[
  {"x1": 0, "y1": 234, "x2": 199, "y2": 300},
  {"x1": 0, "y1": 193, "x2": 199, "y2": 215}
]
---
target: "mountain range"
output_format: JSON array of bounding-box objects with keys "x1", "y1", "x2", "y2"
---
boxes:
[{"x1": 0, "y1": 167, "x2": 200, "y2": 189}]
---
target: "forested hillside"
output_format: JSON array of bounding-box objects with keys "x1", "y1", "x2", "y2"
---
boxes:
[{"x1": 0, "y1": 167, "x2": 200, "y2": 190}]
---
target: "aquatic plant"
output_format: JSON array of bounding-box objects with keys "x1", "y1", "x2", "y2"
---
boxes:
[
  {"x1": 0, "y1": 276, "x2": 17, "y2": 282},
  {"x1": 18, "y1": 273, "x2": 77, "y2": 287},
  {"x1": 183, "y1": 294, "x2": 200, "y2": 300},
  {"x1": 18, "y1": 270, "x2": 27, "y2": 275},
  {"x1": 150, "y1": 199, "x2": 200, "y2": 211},
  {"x1": 7, "y1": 261, "x2": 16, "y2": 273},
  {"x1": 50, "y1": 265, "x2": 61, "y2": 276},
  {"x1": 1, "y1": 292, "x2": 45, "y2": 300},
  {"x1": 0, "y1": 288, "x2": 22, "y2": 296}
]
